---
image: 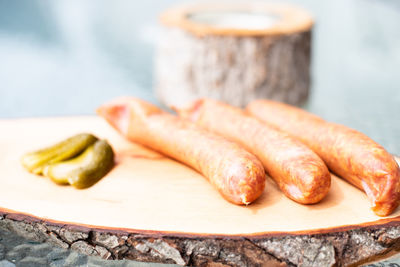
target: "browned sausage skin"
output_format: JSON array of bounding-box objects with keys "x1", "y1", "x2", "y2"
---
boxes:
[
  {"x1": 176, "y1": 99, "x2": 331, "y2": 204},
  {"x1": 247, "y1": 99, "x2": 400, "y2": 216},
  {"x1": 97, "y1": 97, "x2": 266, "y2": 205}
]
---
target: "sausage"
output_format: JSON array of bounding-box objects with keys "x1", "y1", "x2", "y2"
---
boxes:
[
  {"x1": 247, "y1": 99, "x2": 400, "y2": 216},
  {"x1": 97, "y1": 97, "x2": 265, "y2": 205},
  {"x1": 176, "y1": 99, "x2": 331, "y2": 204}
]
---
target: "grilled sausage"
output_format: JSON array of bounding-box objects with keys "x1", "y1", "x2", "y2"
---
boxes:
[
  {"x1": 176, "y1": 99, "x2": 331, "y2": 204},
  {"x1": 97, "y1": 97, "x2": 266, "y2": 205},
  {"x1": 247, "y1": 99, "x2": 400, "y2": 216}
]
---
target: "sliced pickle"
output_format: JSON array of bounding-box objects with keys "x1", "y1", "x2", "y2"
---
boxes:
[
  {"x1": 43, "y1": 140, "x2": 114, "y2": 189},
  {"x1": 21, "y1": 133, "x2": 98, "y2": 174}
]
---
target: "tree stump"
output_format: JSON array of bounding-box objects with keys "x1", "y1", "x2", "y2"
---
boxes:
[
  {"x1": 1, "y1": 117, "x2": 400, "y2": 267},
  {"x1": 155, "y1": 3, "x2": 313, "y2": 108}
]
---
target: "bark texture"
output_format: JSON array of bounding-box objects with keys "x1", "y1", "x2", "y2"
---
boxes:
[
  {"x1": 1, "y1": 212, "x2": 400, "y2": 267},
  {"x1": 155, "y1": 28, "x2": 311, "y2": 108}
]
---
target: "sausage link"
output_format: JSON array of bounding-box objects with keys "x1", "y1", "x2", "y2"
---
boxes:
[
  {"x1": 177, "y1": 99, "x2": 331, "y2": 204},
  {"x1": 97, "y1": 97, "x2": 266, "y2": 205},
  {"x1": 247, "y1": 99, "x2": 400, "y2": 216}
]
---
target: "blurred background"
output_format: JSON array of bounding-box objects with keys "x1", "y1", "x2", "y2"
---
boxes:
[{"x1": 0, "y1": 0, "x2": 399, "y2": 153}]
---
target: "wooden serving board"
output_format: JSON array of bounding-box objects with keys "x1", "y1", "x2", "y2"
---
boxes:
[{"x1": 0, "y1": 117, "x2": 400, "y2": 266}]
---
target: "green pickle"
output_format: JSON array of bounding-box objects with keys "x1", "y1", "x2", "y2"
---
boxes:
[
  {"x1": 43, "y1": 140, "x2": 114, "y2": 189},
  {"x1": 21, "y1": 133, "x2": 98, "y2": 174}
]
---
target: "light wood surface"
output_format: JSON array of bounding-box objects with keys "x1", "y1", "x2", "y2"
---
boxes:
[
  {"x1": 0, "y1": 116, "x2": 399, "y2": 236},
  {"x1": 160, "y1": 2, "x2": 313, "y2": 37}
]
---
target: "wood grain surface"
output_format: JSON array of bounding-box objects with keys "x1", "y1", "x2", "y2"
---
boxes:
[
  {"x1": 1, "y1": 117, "x2": 400, "y2": 266},
  {"x1": 0, "y1": 116, "x2": 399, "y2": 235}
]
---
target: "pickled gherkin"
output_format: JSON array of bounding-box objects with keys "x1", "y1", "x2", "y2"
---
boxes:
[
  {"x1": 21, "y1": 133, "x2": 114, "y2": 189},
  {"x1": 43, "y1": 140, "x2": 114, "y2": 189},
  {"x1": 21, "y1": 133, "x2": 98, "y2": 174}
]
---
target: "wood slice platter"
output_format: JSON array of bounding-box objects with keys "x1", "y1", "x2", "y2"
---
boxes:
[{"x1": 1, "y1": 117, "x2": 400, "y2": 266}]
